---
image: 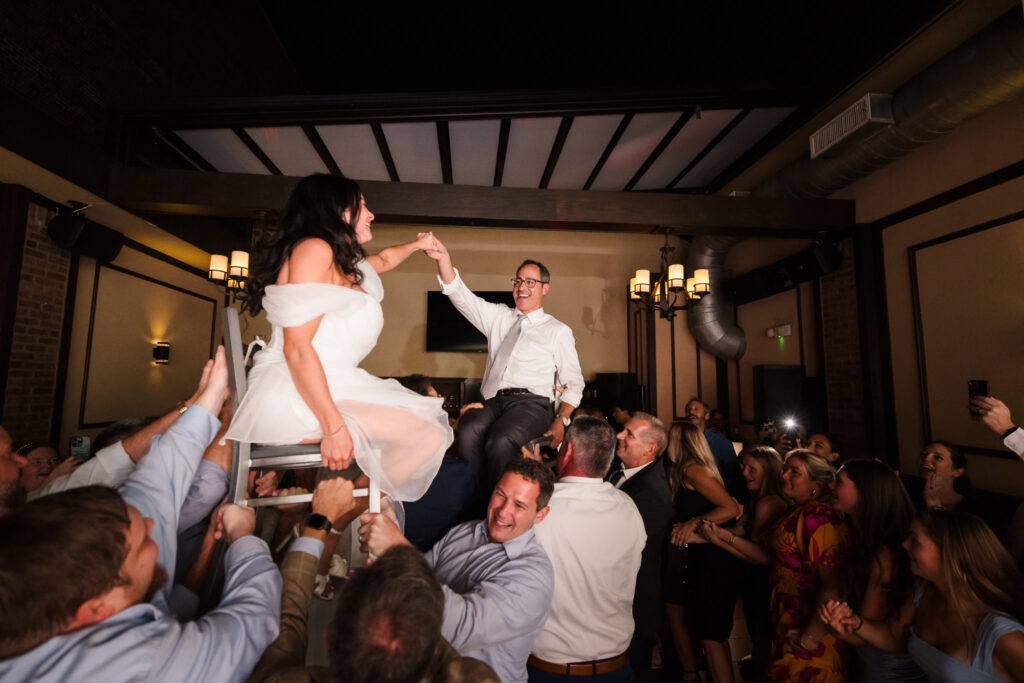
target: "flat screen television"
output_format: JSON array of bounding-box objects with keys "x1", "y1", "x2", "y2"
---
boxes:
[{"x1": 426, "y1": 291, "x2": 514, "y2": 352}]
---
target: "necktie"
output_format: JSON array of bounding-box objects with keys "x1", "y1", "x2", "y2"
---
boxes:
[
  {"x1": 481, "y1": 315, "x2": 524, "y2": 399},
  {"x1": 609, "y1": 468, "x2": 626, "y2": 487}
]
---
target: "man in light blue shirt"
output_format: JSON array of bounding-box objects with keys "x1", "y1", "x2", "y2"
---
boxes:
[
  {"x1": 360, "y1": 457, "x2": 556, "y2": 683},
  {"x1": 0, "y1": 348, "x2": 282, "y2": 683}
]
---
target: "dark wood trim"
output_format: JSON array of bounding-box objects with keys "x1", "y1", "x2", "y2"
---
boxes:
[
  {"x1": 232, "y1": 127, "x2": 282, "y2": 175},
  {"x1": 907, "y1": 209, "x2": 1024, "y2": 453},
  {"x1": 154, "y1": 126, "x2": 216, "y2": 171},
  {"x1": 583, "y1": 114, "x2": 632, "y2": 190},
  {"x1": 694, "y1": 341, "x2": 702, "y2": 403},
  {"x1": 669, "y1": 314, "x2": 678, "y2": 418},
  {"x1": 872, "y1": 160, "x2": 1024, "y2": 230},
  {"x1": 624, "y1": 111, "x2": 692, "y2": 191},
  {"x1": 79, "y1": 263, "x2": 218, "y2": 429},
  {"x1": 50, "y1": 252, "x2": 79, "y2": 443},
  {"x1": 644, "y1": 308, "x2": 657, "y2": 414},
  {"x1": 854, "y1": 224, "x2": 898, "y2": 467},
  {"x1": 436, "y1": 121, "x2": 453, "y2": 185},
  {"x1": 715, "y1": 358, "x2": 729, "y2": 414},
  {"x1": 302, "y1": 125, "x2": 342, "y2": 175},
  {"x1": 494, "y1": 119, "x2": 511, "y2": 187},
  {"x1": 109, "y1": 167, "x2": 856, "y2": 236},
  {"x1": 370, "y1": 123, "x2": 400, "y2": 182},
  {"x1": 539, "y1": 116, "x2": 574, "y2": 189},
  {"x1": 124, "y1": 86, "x2": 807, "y2": 129},
  {"x1": 122, "y1": 237, "x2": 207, "y2": 278},
  {"x1": 796, "y1": 283, "x2": 805, "y2": 368},
  {"x1": 0, "y1": 184, "x2": 30, "y2": 423},
  {"x1": 668, "y1": 108, "x2": 752, "y2": 189}
]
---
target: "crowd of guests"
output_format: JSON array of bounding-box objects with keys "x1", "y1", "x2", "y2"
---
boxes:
[{"x1": 2, "y1": 349, "x2": 1024, "y2": 682}]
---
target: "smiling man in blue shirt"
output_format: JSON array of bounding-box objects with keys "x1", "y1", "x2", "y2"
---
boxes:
[{"x1": 360, "y1": 457, "x2": 556, "y2": 683}]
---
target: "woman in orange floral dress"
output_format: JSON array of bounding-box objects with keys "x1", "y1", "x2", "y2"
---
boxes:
[{"x1": 768, "y1": 449, "x2": 850, "y2": 682}]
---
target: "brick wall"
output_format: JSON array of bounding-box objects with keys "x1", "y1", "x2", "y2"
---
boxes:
[
  {"x1": 2, "y1": 203, "x2": 70, "y2": 444},
  {"x1": 818, "y1": 237, "x2": 867, "y2": 456}
]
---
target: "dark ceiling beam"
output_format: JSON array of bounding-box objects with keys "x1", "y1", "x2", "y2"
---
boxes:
[
  {"x1": 623, "y1": 110, "x2": 694, "y2": 192},
  {"x1": 493, "y1": 119, "x2": 511, "y2": 186},
  {"x1": 667, "y1": 108, "x2": 751, "y2": 189},
  {"x1": 153, "y1": 126, "x2": 216, "y2": 172},
  {"x1": 122, "y1": 85, "x2": 810, "y2": 129},
  {"x1": 232, "y1": 127, "x2": 282, "y2": 175},
  {"x1": 108, "y1": 167, "x2": 854, "y2": 237},
  {"x1": 539, "y1": 116, "x2": 574, "y2": 190},
  {"x1": 583, "y1": 114, "x2": 632, "y2": 190},
  {"x1": 437, "y1": 121, "x2": 453, "y2": 185},
  {"x1": 370, "y1": 123, "x2": 400, "y2": 182},
  {"x1": 301, "y1": 125, "x2": 342, "y2": 175}
]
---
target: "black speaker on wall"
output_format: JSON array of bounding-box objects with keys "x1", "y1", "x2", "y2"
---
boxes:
[{"x1": 47, "y1": 212, "x2": 124, "y2": 262}]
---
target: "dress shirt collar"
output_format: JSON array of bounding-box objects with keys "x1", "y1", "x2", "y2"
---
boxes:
[
  {"x1": 557, "y1": 475, "x2": 605, "y2": 485},
  {"x1": 472, "y1": 519, "x2": 539, "y2": 560},
  {"x1": 516, "y1": 307, "x2": 549, "y2": 324},
  {"x1": 616, "y1": 459, "x2": 655, "y2": 486}
]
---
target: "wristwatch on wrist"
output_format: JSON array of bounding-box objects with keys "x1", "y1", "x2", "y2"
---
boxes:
[
  {"x1": 560, "y1": 416, "x2": 571, "y2": 427},
  {"x1": 306, "y1": 513, "x2": 332, "y2": 533}
]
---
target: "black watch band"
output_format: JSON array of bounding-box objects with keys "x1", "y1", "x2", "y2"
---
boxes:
[{"x1": 306, "y1": 513, "x2": 332, "y2": 533}]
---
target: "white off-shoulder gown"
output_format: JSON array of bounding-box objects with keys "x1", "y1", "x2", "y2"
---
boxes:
[{"x1": 226, "y1": 261, "x2": 452, "y2": 501}]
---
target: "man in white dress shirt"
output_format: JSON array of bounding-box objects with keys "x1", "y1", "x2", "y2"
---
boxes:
[
  {"x1": 527, "y1": 416, "x2": 646, "y2": 682},
  {"x1": 426, "y1": 238, "x2": 585, "y2": 493}
]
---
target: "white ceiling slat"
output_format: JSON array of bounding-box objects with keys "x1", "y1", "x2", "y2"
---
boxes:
[
  {"x1": 502, "y1": 117, "x2": 562, "y2": 188},
  {"x1": 175, "y1": 129, "x2": 270, "y2": 175},
  {"x1": 589, "y1": 112, "x2": 682, "y2": 191},
  {"x1": 450, "y1": 119, "x2": 502, "y2": 186},
  {"x1": 243, "y1": 126, "x2": 329, "y2": 177},
  {"x1": 632, "y1": 109, "x2": 740, "y2": 190},
  {"x1": 382, "y1": 121, "x2": 443, "y2": 184},
  {"x1": 316, "y1": 124, "x2": 391, "y2": 181},
  {"x1": 547, "y1": 115, "x2": 624, "y2": 190},
  {"x1": 675, "y1": 106, "x2": 797, "y2": 188}
]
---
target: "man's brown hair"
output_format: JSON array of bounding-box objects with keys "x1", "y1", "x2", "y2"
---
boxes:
[{"x1": 0, "y1": 486, "x2": 130, "y2": 658}]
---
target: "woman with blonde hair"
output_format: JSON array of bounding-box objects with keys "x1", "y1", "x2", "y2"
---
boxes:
[
  {"x1": 764, "y1": 449, "x2": 849, "y2": 682},
  {"x1": 664, "y1": 421, "x2": 742, "y2": 683},
  {"x1": 822, "y1": 509, "x2": 1024, "y2": 682}
]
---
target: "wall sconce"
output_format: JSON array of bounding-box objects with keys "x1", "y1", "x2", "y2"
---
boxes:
[
  {"x1": 208, "y1": 250, "x2": 250, "y2": 303},
  {"x1": 153, "y1": 341, "x2": 171, "y2": 365},
  {"x1": 208, "y1": 254, "x2": 228, "y2": 281},
  {"x1": 229, "y1": 251, "x2": 249, "y2": 280}
]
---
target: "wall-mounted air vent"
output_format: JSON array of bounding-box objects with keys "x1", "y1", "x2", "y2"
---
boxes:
[{"x1": 809, "y1": 93, "x2": 894, "y2": 159}]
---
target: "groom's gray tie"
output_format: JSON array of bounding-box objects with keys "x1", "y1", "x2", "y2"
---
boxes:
[{"x1": 481, "y1": 314, "x2": 524, "y2": 399}]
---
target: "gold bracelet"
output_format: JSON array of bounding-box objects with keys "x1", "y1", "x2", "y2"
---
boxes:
[
  {"x1": 728, "y1": 533, "x2": 735, "y2": 545},
  {"x1": 323, "y1": 423, "x2": 347, "y2": 437}
]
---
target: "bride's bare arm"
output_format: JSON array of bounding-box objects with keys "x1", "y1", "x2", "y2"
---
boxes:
[
  {"x1": 366, "y1": 232, "x2": 436, "y2": 274},
  {"x1": 282, "y1": 239, "x2": 352, "y2": 470}
]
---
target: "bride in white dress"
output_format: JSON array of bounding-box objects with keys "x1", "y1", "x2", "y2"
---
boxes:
[{"x1": 226, "y1": 174, "x2": 452, "y2": 501}]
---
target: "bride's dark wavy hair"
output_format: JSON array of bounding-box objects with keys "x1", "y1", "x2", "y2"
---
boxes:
[{"x1": 241, "y1": 174, "x2": 366, "y2": 315}]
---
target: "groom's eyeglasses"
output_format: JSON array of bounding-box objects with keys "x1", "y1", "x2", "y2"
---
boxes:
[{"x1": 511, "y1": 278, "x2": 547, "y2": 288}]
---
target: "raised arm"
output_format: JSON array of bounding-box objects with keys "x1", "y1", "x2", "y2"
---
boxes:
[
  {"x1": 670, "y1": 466, "x2": 741, "y2": 545},
  {"x1": 366, "y1": 232, "x2": 436, "y2": 274},
  {"x1": 424, "y1": 232, "x2": 456, "y2": 284},
  {"x1": 281, "y1": 239, "x2": 352, "y2": 470}
]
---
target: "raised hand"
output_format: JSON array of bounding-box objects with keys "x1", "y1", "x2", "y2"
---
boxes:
[
  {"x1": 312, "y1": 477, "x2": 355, "y2": 524},
  {"x1": 357, "y1": 511, "x2": 409, "y2": 559},
  {"x1": 214, "y1": 503, "x2": 256, "y2": 545},
  {"x1": 254, "y1": 470, "x2": 280, "y2": 497},
  {"x1": 321, "y1": 423, "x2": 354, "y2": 470}
]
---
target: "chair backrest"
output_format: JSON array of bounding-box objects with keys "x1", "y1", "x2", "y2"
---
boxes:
[{"x1": 222, "y1": 307, "x2": 248, "y2": 408}]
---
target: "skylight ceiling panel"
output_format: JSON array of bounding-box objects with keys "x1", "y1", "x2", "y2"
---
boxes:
[
  {"x1": 316, "y1": 124, "x2": 390, "y2": 181},
  {"x1": 675, "y1": 107, "x2": 796, "y2": 188},
  {"x1": 589, "y1": 112, "x2": 682, "y2": 191},
  {"x1": 547, "y1": 115, "x2": 623, "y2": 190},
  {"x1": 450, "y1": 119, "x2": 501, "y2": 186},
  {"x1": 244, "y1": 126, "x2": 328, "y2": 177},
  {"x1": 632, "y1": 109, "x2": 740, "y2": 190},
  {"x1": 502, "y1": 117, "x2": 562, "y2": 188},
  {"x1": 382, "y1": 122, "x2": 443, "y2": 184},
  {"x1": 175, "y1": 129, "x2": 270, "y2": 175}
]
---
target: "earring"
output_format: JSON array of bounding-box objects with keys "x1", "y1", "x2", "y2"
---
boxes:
[{"x1": 811, "y1": 489, "x2": 817, "y2": 496}]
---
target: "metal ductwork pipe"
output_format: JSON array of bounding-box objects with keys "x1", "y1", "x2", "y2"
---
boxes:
[
  {"x1": 685, "y1": 234, "x2": 747, "y2": 361},
  {"x1": 755, "y1": 11, "x2": 1024, "y2": 199}
]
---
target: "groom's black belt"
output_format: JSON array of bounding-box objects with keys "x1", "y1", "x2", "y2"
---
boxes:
[{"x1": 495, "y1": 388, "x2": 533, "y2": 397}]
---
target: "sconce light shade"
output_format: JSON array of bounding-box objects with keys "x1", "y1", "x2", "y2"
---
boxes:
[
  {"x1": 229, "y1": 251, "x2": 250, "y2": 279},
  {"x1": 667, "y1": 264, "x2": 685, "y2": 290},
  {"x1": 686, "y1": 277, "x2": 696, "y2": 298},
  {"x1": 693, "y1": 268, "x2": 711, "y2": 297},
  {"x1": 634, "y1": 269, "x2": 651, "y2": 294},
  {"x1": 208, "y1": 254, "x2": 228, "y2": 281},
  {"x1": 153, "y1": 341, "x2": 171, "y2": 364},
  {"x1": 629, "y1": 277, "x2": 639, "y2": 300}
]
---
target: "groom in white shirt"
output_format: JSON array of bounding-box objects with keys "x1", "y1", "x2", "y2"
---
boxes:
[{"x1": 425, "y1": 238, "x2": 584, "y2": 494}]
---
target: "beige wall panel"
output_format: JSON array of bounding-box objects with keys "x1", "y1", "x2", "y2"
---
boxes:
[{"x1": 62, "y1": 247, "x2": 224, "y2": 444}]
